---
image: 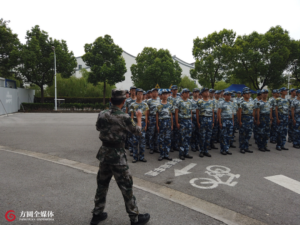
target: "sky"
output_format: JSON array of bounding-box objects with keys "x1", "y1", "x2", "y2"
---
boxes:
[{"x1": 2, "y1": 0, "x2": 300, "y2": 63}]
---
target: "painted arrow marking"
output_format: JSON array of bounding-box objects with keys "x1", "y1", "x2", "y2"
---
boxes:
[{"x1": 175, "y1": 163, "x2": 197, "y2": 177}]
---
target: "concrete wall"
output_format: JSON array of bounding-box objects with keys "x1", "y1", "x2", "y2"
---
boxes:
[{"x1": 0, "y1": 87, "x2": 35, "y2": 115}]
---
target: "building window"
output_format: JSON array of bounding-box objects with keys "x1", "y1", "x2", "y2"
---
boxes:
[{"x1": 78, "y1": 65, "x2": 82, "y2": 69}]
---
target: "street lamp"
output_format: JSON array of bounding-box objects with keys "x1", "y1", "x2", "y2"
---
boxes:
[{"x1": 52, "y1": 46, "x2": 57, "y2": 111}]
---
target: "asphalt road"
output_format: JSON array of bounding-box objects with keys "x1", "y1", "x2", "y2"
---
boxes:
[{"x1": 0, "y1": 113, "x2": 299, "y2": 225}]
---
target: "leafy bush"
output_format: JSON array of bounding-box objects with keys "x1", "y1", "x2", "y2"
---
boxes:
[
  {"x1": 22, "y1": 103, "x2": 54, "y2": 111},
  {"x1": 21, "y1": 103, "x2": 109, "y2": 111}
]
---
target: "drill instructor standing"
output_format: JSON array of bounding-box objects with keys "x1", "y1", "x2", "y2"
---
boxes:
[{"x1": 90, "y1": 89, "x2": 150, "y2": 225}]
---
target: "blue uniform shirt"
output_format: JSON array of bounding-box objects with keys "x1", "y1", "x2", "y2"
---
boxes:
[
  {"x1": 218, "y1": 101, "x2": 233, "y2": 119},
  {"x1": 168, "y1": 96, "x2": 182, "y2": 114},
  {"x1": 125, "y1": 97, "x2": 136, "y2": 113},
  {"x1": 176, "y1": 99, "x2": 192, "y2": 119},
  {"x1": 190, "y1": 98, "x2": 200, "y2": 114},
  {"x1": 157, "y1": 103, "x2": 172, "y2": 119},
  {"x1": 197, "y1": 99, "x2": 214, "y2": 117},
  {"x1": 147, "y1": 97, "x2": 161, "y2": 116},
  {"x1": 239, "y1": 100, "x2": 255, "y2": 115},
  {"x1": 256, "y1": 100, "x2": 272, "y2": 114},
  {"x1": 276, "y1": 97, "x2": 290, "y2": 115},
  {"x1": 129, "y1": 101, "x2": 149, "y2": 120},
  {"x1": 291, "y1": 99, "x2": 300, "y2": 114}
]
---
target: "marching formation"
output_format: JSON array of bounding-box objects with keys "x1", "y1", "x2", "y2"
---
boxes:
[{"x1": 123, "y1": 85, "x2": 300, "y2": 162}]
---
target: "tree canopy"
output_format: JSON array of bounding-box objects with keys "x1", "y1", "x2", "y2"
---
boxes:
[
  {"x1": 178, "y1": 75, "x2": 198, "y2": 92},
  {"x1": 231, "y1": 26, "x2": 294, "y2": 90},
  {"x1": 82, "y1": 35, "x2": 126, "y2": 104},
  {"x1": 0, "y1": 18, "x2": 20, "y2": 78},
  {"x1": 190, "y1": 29, "x2": 236, "y2": 88},
  {"x1": 131, "y1": 47, "x2": 182, "y2": 90},
  {"x1": 14, "y1": 25, "x2": 77, "y2": 102}
]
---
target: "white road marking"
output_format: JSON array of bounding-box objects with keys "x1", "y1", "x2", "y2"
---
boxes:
[
  {"x1": 144, "y1": 158, "x2": 182, "y2": 176},
  {"x1": 265, "y1": 175, "x2": 300, "y2": 195},
  {"x1": 0, "y1": 146, "x2": 266, "y2": 225},
  {"x1": 190, "y1": 165, "x2": 240, "y2": 189},
  {"x1": 174, "y1": 163, "x2": 197, "y2": 176}
]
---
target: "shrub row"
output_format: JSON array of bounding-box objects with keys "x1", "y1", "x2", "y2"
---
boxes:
[
  {"x1": 21, "y1": 103, "x2": 109, "y2": 111},
  {"x1": 34, "y1": 97, "x2": 110, "y2": 104}
]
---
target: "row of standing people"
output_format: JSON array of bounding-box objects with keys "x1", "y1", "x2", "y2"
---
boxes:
[{"x1": 123, "y1": 85, "x2": 300, "y2": 162}]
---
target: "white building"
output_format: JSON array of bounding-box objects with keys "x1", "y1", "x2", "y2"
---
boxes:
[{"x1": 74, "y1": 50, "x2": 199, "y2": 89}]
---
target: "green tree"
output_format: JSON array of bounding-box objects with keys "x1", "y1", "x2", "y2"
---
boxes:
[
  {"x1": 231, "y1": 26, "x2": 293, "y2": 90},
  {"x1": 82, "y1": 35, "x2": 126, "y2": 104},
  {"x1": 178, "y1": 75, "x2": 198, "y2": 91},
  {"x1": 214, "y1": 80, "x2": 231, "y2": 90},
  {"x1": 131, "y1": 47, "x2": 182, "y2": 90},
  {"x1": 289, "y1": 40, "x2": 300, "y2": 86},
  {"x1": 190, "y1": 29, "x2": 236, "y2": 88},
  {"x1": 15, "y1": 25, "x2": 77, "y2": 102},
  {"x1": 0, "y1": 18, "x2": 21, "y2": 78}
]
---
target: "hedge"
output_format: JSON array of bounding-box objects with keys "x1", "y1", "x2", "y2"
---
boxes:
[
  {"x1": 21, "y1": 103, "x2": 109, "y2": 111},
  {"x1": 34, "y1": 96, "x2": 110, "y2": 104}
]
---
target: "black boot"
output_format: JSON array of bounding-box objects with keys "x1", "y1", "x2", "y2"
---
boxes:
[
  {"x1": 211, "y1": 143, "x2": 218, "y2": 149},
  {"x1": 131, "y1": 213, "x2": 150, "y2": 225},
  {"x1": 90, "y1": 212, "x2": 108, "y2": 225}
]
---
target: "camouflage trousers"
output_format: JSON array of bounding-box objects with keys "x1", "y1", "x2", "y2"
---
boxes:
[
  {"x1": 288, "y1": 114, "x2": 294, "y2": 142},
  {"x1": 132, "y1": 120, "x2": 146, "y2": 161},
  {"x1": 179, "y1": 118, "x2": 192, "y2": 156},
  {"x1": 276, "y1": 114, "x2": 288, "y2": 148},
  {"x1": 234, "y1": 114, "x2": 238, "y2": 131},
  {"x1": 191, "y1": 115, "x2": 200, "y2": 151},
  {"x1": 199, "y1": 116, "x2": 213, "y2": 153},
  {"x1": 128, "y1": 113, "x2": 134, "y2": 153},
  {"x1": 220, "y1": 118, "x2": 233, "y2": 153},
  {"x1": 212, "y1": 112, "x2": 220, "y2": 143},
  {"x1": 172, "y1": 114, "x2": 180, "y2": 149},
  {"x1": 293, "y1": 114, "x2": 300, "y2": 146},
  {"x1": 148, "y1": 116, "x2": 158, "y2": 150},
  {"x1": 158, "y1": 119, "x2": 172, "y2": 157},
  {"x1": 256, "y1": 114, "x2": 271, "y2": 149},
  {"x1": 270, "y1": 111, "x2": 277, "y2": 142},
  {"x1": 92, "y1": 162, "x2": 139, "y2": 222},
  {"x1": 239, "y1": 115, "x2": 253, "y2": 150},
  {"x1": 146, "y1": 125, "x2": 150, "y2": 147}
]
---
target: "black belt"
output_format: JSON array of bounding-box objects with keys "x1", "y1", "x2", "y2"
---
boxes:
[{"x1": 102, "y1": 142, "x2": 124, "y2": 148}]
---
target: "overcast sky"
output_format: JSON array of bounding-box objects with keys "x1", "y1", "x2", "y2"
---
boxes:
[{"x1": 2, "y1": 0, "x2": 300, "y2": 63}]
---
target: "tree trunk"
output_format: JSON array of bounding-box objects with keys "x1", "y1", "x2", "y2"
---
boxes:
[
  {"x1": 103, "y1": 81, "x2": 106, "y2": 105},
  {"x1": 40, "y1": 85, "x2": 44, "y2": 103}
]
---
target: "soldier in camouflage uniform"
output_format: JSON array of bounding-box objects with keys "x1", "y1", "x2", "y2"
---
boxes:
[
  {"x1": 130, "y1": 89, "x2": 149, "y2": 163},
  {"x1": 255, "y1": 89, "x2": 272, "y2": 152},
  {"x1": 156, "y1": 89, "x2": 173, "y2": 161},
  {"x1": 90, "y1": 89, "x2": 150, "y2": 225},
  {"x1": 190, "y1": 88, "x2": 201, "y2": 152},
  {"x1": 125, "y1": 87, "x2": 137, "y2": 156},
  {"x1": 275, "y1": 87, "x2": 290, "y2": 150},
  {"x1": 197, "y1": 88, "x2": 215, "y2": 157},
  {"x1": 238, "y1": 90, "x2": 255, "y2": 154},
  {"x1": 269, "y1": 90, "x2": 279, "y2": 143},
  {"x1": 253, "y1": 90, "x2": 262, "y2": 144},
  {"x1": 217, "y1": 91, "x2": 233, "y2": 155},
  {"x1": 175, "y1": 88, "x2": 193, "y2": 160},
  {"x1": 291, "y1": 89, "x2": 300, "y2": 149},
  {"x1": 288, "y1": 88, "x2": 297, "y2": 143},
  {"x1": 145, "y1": 90, "x2": 152, "y2": 148},
  {"x1": 123, "y1": 90, "x2": 130, "y2": 149},
  {"x1": 212, "y1": 90, "x2": 221, "y2": 145},
  {"x1": 168, "y1": 85, "x2": 181, "y2": 151},
  {"x1": 147, "y1": 88, "x2": 161, "y2": 154}
]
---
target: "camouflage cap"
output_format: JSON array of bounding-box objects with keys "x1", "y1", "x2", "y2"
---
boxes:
[
  {"x1": 161, "y1": 89, "x2": 168, "y2": 94},
  {"x1": 171, "y1": 85, "x2": 178, "y2": 90},
  {"x1": 143, "y1": 91, "x2": 146, "y2": 95},
  {"x1": 193, "y1": 88, "x2": 200, "y2": 92},
  {"x1": 236, "y1": 91, "x2": 241, "y2": 94},
  {"x1": 209, "y1": 88, "x2": 215, "y2": 93},
  {"x1": 296, "y1": 89, "x2": 300, "y2": 94},
  {"x1": 280, "y1": 87, "x2": 289, "y2": 92},
  {"x1": 136, "y1": 88, "x2": 144, "y2": 93},
  {"x1": 111, "y1": 89, "x2": 126, "y2": 99},
  {"x1": 182, "y1": 88, "x2": 190, "y2": 93},
  {"x1": 215, "y1": 90, "x2": 221, "y2": 94},
  {"x1": 201, "y1": 87, "x2": 209, "y2": 93},
  {"x1": 243, "y1": 90, "x2": 251, "y2": 94},
  {"x1": 261, "y1": 89, "x2": 269, "y2": 94},
  {"x1": 158, "y1": 91, "x2": 162, "y2": 95},
  {"x1": 272, "y1": 89, "x2": 279, "y2": 93},
  {"x1": 290, "y1": 88, "x2": 296, "y2": 93},
  {"x1": 223, "y1": 91, "x2": 231, "y2": 95},
  {"x1": 130, "y1": 86, "x2": 137, "y2": 90},
  {"x1": 256, "y1": 90, "x2": 262, "y2": 95}
]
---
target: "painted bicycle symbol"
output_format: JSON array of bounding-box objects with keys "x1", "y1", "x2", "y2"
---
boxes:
[{"x1": 190, "y1": 165, "x2": 240, "y2": 189}]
